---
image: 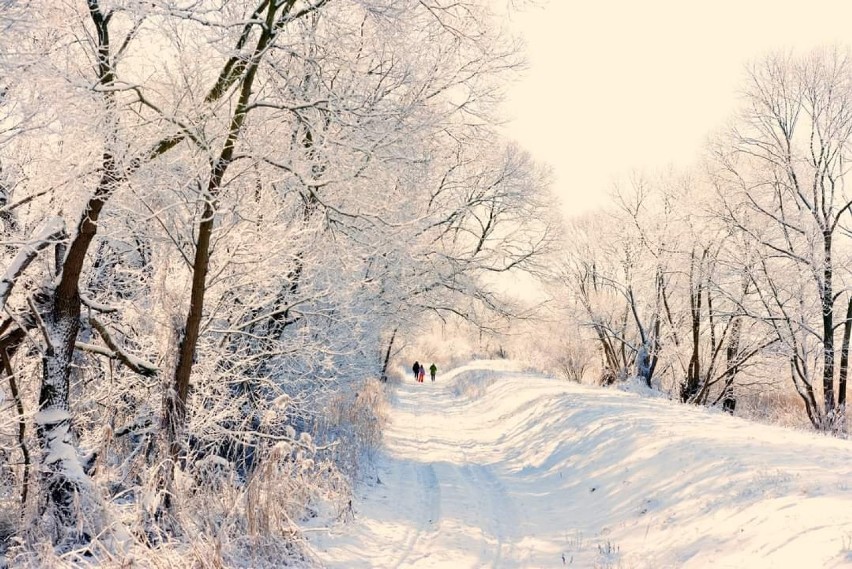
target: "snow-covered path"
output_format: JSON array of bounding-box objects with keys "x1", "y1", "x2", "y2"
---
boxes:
[{"x1": 311, "y1": 361, "x2": 852, "y2": 568}]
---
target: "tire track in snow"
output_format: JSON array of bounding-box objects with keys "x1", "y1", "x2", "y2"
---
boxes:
[
  {"x1": 395, "y1": 463, "x2": 442, "y2": 568},
  {"x1": 404, "y1": 377, "x2": 522, "y2": 567},
  {"x1": 318, "y1": 368, "x2": 526, "y2": 568},
  {"x1": 457, "y1": 461, "x2": 520, "y2": 568},
  {"x1": 389, "y1": 390, "x2": 442, "y2": 569}
]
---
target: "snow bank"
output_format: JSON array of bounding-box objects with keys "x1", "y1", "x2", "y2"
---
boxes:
[{"x1": 314, "y1": 360, "x2": 852, "y2": 568}]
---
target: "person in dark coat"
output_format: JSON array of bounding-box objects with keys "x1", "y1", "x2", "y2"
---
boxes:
[
  {"x1": 412, "y1": 361, "x2": 420, "y2": 381},
  {"x1": 429, "y1": 363, "x2": 437, "y2": 382}
]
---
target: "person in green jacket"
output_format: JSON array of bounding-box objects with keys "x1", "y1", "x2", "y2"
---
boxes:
[{"x1": 429, "y1": 363, "x2": 437, "y2": 382}]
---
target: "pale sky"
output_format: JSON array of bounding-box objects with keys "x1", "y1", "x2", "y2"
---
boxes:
[{"x1": 498, "y1": 0, "x2": 852, "y2": 217}]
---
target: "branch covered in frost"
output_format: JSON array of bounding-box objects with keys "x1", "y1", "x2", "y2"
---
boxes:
[
  {"x1": 79, "y1": 317, "x2": 158, "y2": 377},
  {"x1": 80, "y1": 294, "x2": 119, "y2": 314},
  {"x1": 0, "y1": 216, "x2": 66, "y2": 313},
  {"x1": 232, "y1": 429, "x2": 333, "y2": 452},
  {"x1": 114, "y1": 416, "x2": 152, "y2": 438},
  {"x1": 26, "y1": 295, "x2": 52, "y2": 350}
]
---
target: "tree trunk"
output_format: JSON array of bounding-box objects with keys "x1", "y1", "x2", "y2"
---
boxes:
[
  {"x1": 1, "y1": 330, "x2": 29, "y2": 507},
  {"x1": 161, "y1": 1, "x2": 280, "y2": 514},
  {"x1": 380, "y1": 328, "x2": 397, "y2": 382},
  {"x1": 837, "y1": 295, "x2": 852, "y2": 432},
  {"x1": 721, "y1": 316, "x2": 742, "y2": 414},
  {"x1": 646, "y1": 314, "x2": 660, "y2": 387},
  {"x1": 682, "y1": 251, "x2": 702, "y2": 402},
  {"x1": 37, "y1": 299, "x2": 86, "y2": 542},
  {"x1": 822, "y1": 233, "x2": 836, "y2": 428},
  {"x1": 29, "y1": 2, "x2": 120, "y2": 542}
]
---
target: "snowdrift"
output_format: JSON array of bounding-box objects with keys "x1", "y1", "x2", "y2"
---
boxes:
[{"x1": 313, "y1": 361, "x2": 852, "y2": 568}]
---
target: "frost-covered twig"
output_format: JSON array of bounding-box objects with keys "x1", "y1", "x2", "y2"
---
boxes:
[
  {"x1": 80, "y1": 294, "x2": 119, "y2": 314},
  {"x1": 230, "y1": 429, "x2": 336, "y2": 452},
  {"x1": 2, "y1": 308, "x2": 43, "y2": 356},
  {"x1": 26, "y1": 295, "x2": 52, "y2": 350},
  {"x1": 80, "y1": 316, "x2": 158, "y2": 377},
  {"x1": 114, "y1": 416, "x2": 152, "y2": 438},
  {"x1": 0, "y1": 216, "x2": 66, "y2": 313}
]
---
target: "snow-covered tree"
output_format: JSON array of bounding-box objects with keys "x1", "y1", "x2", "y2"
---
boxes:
[
  {"x1": 0, "y1": 0, "x2": 557, "y2": 561},
  {"x1": 712, "y1": 48, "x2": 852, "y2": 431}
]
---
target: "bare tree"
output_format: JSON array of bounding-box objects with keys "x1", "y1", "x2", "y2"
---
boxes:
[{"x1": 713, "y1": 48, "x2": 852, "y2": 432}]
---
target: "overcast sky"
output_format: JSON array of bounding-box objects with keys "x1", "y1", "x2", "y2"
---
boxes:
[{"x1": 498, "y1": 0, "x2": 852, "y2": 218}]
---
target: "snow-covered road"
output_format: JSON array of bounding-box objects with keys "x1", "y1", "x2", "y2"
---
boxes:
[{"x1": 312, "y1": 361, "x2": 852, "y2": 568}]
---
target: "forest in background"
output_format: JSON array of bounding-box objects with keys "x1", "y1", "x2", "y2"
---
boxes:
[{"x1": 520, "y1": 48, "x2": 852, "y2": 437}]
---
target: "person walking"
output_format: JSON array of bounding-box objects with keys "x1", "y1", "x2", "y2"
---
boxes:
[
  {"x1": 412, "y1": 361, "x2": 420, "y2": 381},
  {"x1": 418, "y1": 364, "x2": 425, "y2": 383},
  {"x1": 429, "y1": 363, "x2": 437, "y2": 382}
]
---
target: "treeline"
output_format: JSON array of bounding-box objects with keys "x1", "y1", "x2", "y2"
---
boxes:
[
  {"x1": 0, "y1": 1, "x2": 555, "y2": 565},
  {"x1": 553, "y1": 48, "x2": 852, "y2": 435}
]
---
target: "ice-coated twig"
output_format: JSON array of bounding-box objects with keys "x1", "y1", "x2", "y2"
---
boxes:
[{"x1": 0, "y1": 216, "x2": 66, "y2": 313}]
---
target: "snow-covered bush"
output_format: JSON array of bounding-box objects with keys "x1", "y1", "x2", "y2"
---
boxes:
[{"x1": 322, "y1": 379, "x2": 390, "y2": 474}]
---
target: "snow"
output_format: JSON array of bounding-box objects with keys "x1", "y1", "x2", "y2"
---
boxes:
[
  {"x1": 198, "y1": 455, "x2": 231, "y2": 469},
  {"x1": 33, "y1": 408, "x2": 72, "y2": 425},
  {"x1": 0, "y1": 216, "x2": 65, "y2": 311},
  {"x1": 42, "y1": 421, "x2": 85, "y2": 481},
  {"x1": 121, "y1": 351, "x2": 158, "y2": 374},
  {"x1": 80, "y1": 294, "x2": 119, "y2": 313},
  {"x1": 311, "y1": 360, "x2": 852, "y2": 568},
  {"x1": 273, "y1": 394, "x2": 291, "y2": 409}
]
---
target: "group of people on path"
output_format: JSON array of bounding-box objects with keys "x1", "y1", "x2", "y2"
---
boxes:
[{"x1": 412, "y1": 361, "x2": 437, "y2": 383}]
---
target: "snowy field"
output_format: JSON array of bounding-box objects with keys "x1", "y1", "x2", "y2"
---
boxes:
[{"x1": 310, "y1": 361, "x2": 852, "y2": 568}]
